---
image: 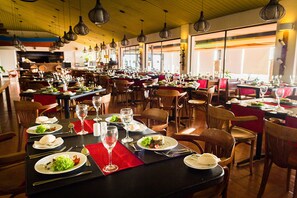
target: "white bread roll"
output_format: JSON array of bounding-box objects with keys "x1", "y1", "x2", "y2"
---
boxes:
[
  {"x1": 36, "y1": 116, "x2": 49, "y2": 123},
  {"x1": 39, "y1": 134, "x2": 56, "y2": 145},
  {"x1": 197, "y1": 153, "x2": 217, "y2": 165}
]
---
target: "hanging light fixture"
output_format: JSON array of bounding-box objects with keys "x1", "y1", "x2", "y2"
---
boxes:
[
  {"x1": 137, "y1": 19, "x2": 147, "y2": 43},
  {"x1": 56, "y1": 36, "x2": 64, "y2": 47},
  {"x1": 88, "y1": 45, "x2": 93, "y2": 52},
  {"x1": 94, "y1": 44, "x2": 100, "y2": 51},
  {"x1": 159, "y1": 10, "x2": 171, "y2": 39},
  {"x1": 74, "y1": 0, "x2": 89, "y2": 35},
  {"x1": 83, "y1": 46, "x2": 87, "y2": 53},
  {"x1": 61, "y1": 1, "x2": 70, "y2": 43},
  {"x1": 121, "y1": 26, "x2": 129, "y2": 46},
  {"x1": 110, "y1": 38, "x2": 117, "y2": 48},
  {"x1": 259, "y1": 0, "x2": 286, "y2": 21},
  {"x1": 12, "y1": 34, "x2": 20, "y2": 47},
  {"x1": 88, "y1": 0, "x2": 110, "y2": 26},
  {"x1": 66, "y1": 0, "x2": 77, "y2": 41},
  {"x1": 194, "y1": 0, "x2": 210, "y2": 33},
  {"x1": 101, "y1": 41, "x2": 107, "y2": 50}
]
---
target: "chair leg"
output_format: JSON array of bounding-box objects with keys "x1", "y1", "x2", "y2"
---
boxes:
[
  {"x1": 293, "y1": 170, "x2": 297, "y2": 198},
  {"x1": 257, "y1": 157, "x2": 273, "y2": 198},
  {"x1": 249, "y1": 139, "x2": 255, "y2": 175},
  {"x1": 287, "y1": 168, "x2": 291, "y2": 192}
]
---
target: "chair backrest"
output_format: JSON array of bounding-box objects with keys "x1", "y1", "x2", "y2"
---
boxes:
[
  {"x1": 99, "y1": 75, "x2": 111, "y2": 92},
  {"x1": 264, "y1": 120, "x2": 297, "y2": 168},
  {"x1": 219, "y1": 78, "x2": 228, "y2": 90},
  {"x1": 100, "y1": 93, "x2": 111, "y2": 115},
  {"x1": 141, "y1": 108, "x2": 169, "y2": 135},
  {"x1": 156, "y1": 89, "x2": 180, "y2": 110},
  {"x1": 208, "y1": 104, "x2": 235, "y2": 132},
  {"x1": 14, "y1": 100, "x2": 42, "y2": 128},
  {"x1": 33, "y1": 94, "x2": 58, "y2": 113},
  {"x1": 114, "y1": 79, "x2": 133, "y2": 93},
  {"x1": 231, "y1": 104, "x2": 264, "y2": 134}
]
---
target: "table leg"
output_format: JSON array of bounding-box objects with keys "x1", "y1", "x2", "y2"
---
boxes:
[
  {"x1": 256, "y1": 89, "x2": 260, "y2": 98},
  {"x1": 5, "y1": 86, "x2": 11, "y2": 111},
  {"x1": 64, "y1": 99, "x2": 70, "y2": 119}
]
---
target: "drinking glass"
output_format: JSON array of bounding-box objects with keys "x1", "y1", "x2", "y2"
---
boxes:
[
  {"x1": 92, "y1": 96, "x2": 102, "y2": 122},
  {"x1": 120, "y1": 108, "x2": 133, "y2": 143},
  {"x1": 259, "y1": 86, "x2": 268, "y2": 101},
  {"x1": 46, "y1": 78, "x2": 54, "y2": 87},
  {"x1": 101, "y1": 126, "x2": 119, "y2": 173},
  {"x1": 275, "y1": 88, "x2": 284, "y2": 108},
  {"x1": 76, "y1": 104, "x2": 88, "y2": 135}
]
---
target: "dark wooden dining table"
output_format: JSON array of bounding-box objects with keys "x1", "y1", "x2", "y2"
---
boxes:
[{"x1": 25, "y1": 116, "x2": 224, "y2": 198}]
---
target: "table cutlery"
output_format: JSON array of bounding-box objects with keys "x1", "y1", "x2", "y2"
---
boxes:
[
  {"x1": 154, "y1": 149, "x2": 193, "y2": 157},
  {"x1": 29, "y1": 132, "x2": 70, "y2": 139},
  {"x1": 81, "y1": 145, "x2": 91, "y2": 167},
  {"x1": 32, "y1": 171, "x2": 92, "y2": 186},
  {"x1": 68, "y1": 123, "x2": 75, "y2": 133},
  {"x1": 29, "y1": 146, "x2": 73, "y2": 159},
  {"x1": 129, "y1": 143, "x2": 141, "y2": 152}
]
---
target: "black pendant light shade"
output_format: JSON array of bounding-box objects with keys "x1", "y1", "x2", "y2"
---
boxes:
[
  {"x1": 259, "y1": 0, "x2": 285, "y2": 21},
  {"x1": 66, "y1": 26, "x2": 77, "y2": 41},
  {"x1": 74, "y1": 16, "x2": 89, "y2": 35},
  {"x1": 56, "y1": 37, "x2": 64, "y2": 47},
  {"x1": 20, "y1": 0, "x2": 38, "y2": 2},
  {"x1": 61, "y1": 31, "x2": 70, "y2": 43},
  {"x1": 121, "y1": 35, "x2": 129, "y2": 46},
  {"x1": 101, "y1": 41, "x2": 107, "y2": 50},
  {"x1": 137, "y1": 20, "x2": 147, "y2": 43},
  {"x1": 88, "y1": 45, "x2": 93, "y2": 52},
  {"x1": 109, "y1": 38, "x2": 117, "y2": 48},
  {"x1": 159, "y1": 10, "x2": 171, "y2": 39},
  {"x1": 88, "y1": 0, "x2": 110, "y2": 25},
  {"x1": 12, "y1": 34, "x2": 20, "y2": 46},
  {"x1": 94, "y1": 44, "x2": 100, "y2": 51},
  {"x1": 159, "y1": 22, "x2": 171, "y2": 39},
  {"x1": 83, "y1": 47, "x2": 87, "y2": 53},
  {"x1": 194, "y1": 11, "x2": 210, "y2": 33}
]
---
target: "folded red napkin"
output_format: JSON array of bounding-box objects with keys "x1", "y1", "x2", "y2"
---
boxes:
[
  {"x1": 263, "y1": 102, "x2": 295, "y2": 109},
  {"x1": 86, "y1": 142, "x2": 144, "y2": 175},
  {"x1": 72, "y1": 119, "x2": 94, "y2": 134}
]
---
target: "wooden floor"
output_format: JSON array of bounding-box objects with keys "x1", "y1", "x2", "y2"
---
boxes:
[{"x1": 0, "y1": 77, "x2": 294, "y2": 198}]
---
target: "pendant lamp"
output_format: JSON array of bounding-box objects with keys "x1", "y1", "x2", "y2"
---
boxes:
[
  {"x1": 259, "y1": 0, "x2": 285, "y2": 21},
  {"x1": 12, "y1": 34, "x2": 20, "y2": 47},
  {"x1": 159, "y1": 10, "x2": 171, "y2": 39},
  {"x1": 137, "y1": 19, "x2": 147, "y2": 43},
  {"x1": 88, "y1": 0, "x2": 110, "y2": 25},
  {"x1": 62, "y1": 31, "x2": 70, "y2": 43},
  {"x1": 109, "y1": 38, "x2": 117, "y2": 48},
  {"x1": 101, "y1": 41, "x2": 107, "y2": 50},
  {"x1": 83, "y1": 47, "x2": 87, "y2": 53},
  {"x1": 56, "y1": 37, "x2": 64, "y2": 47},
  {"x1": 94, "y1": 44, "x2": 100, "y2": 51},
  {"x1": 194, "y1": 0, "x2": 210, "y2": 33},
  {"x1": 66, "y1": 26, "x2": 77, "y2": 41},
  {"x1": 88, "y1": 45, "x2": 93, "y2": 52},
  {"x1": 74, "y1": 16, "x2": 89, "y2": 35},
  {"x1": 121, "y1": 26, "x2": 129, "y2": 46}
]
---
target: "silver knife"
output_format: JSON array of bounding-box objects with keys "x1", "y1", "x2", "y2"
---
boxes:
[
  {"x1": 33, "y1": 171, "x2": 92, "y2": 186},
  {"x1": 29, "y1": 132, "x2": 70, "y2": 139}
]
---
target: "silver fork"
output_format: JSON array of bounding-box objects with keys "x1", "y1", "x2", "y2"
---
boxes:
[
  {"x1": 129, "y1": 143, "x2": 141, "y2": 152},
  {"x1": 29, "y1": 146, "x2": 72, "y2": 159},
  {"x1": 154, "y1": 149, "x2": 193, "y2": 157}
]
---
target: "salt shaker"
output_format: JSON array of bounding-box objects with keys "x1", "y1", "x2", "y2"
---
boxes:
[
  {"x1": 100, "y1": 122, "x2": 107, "y2": 135},
  {"x1": 93, "y1": 122, "x2": 100, "y2": 136}
]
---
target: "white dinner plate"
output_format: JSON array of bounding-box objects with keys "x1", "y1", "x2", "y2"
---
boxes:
[
  {"x1": 34, "y1": 152, "x2": 86, "y2": 174},
  {"x1": 126, "y1": 121, "x2": 147, "y2": 132},
  {"x1": 26, "y1": 124, "x2": 63, "y2": 135},
  {"x1": 137, "y1": 135, "x2": 178, "y2": 151},
  {"x1": 33, "y1": 137, "x2": 64, "y2": 150},
  {"x1": 105, "y1": 115, "x2": 122, "y2": 124},
  {"x1": 183, "y1": 154, "x2": 219, "y2": 170}
]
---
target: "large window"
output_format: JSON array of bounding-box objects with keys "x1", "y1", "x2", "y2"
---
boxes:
[
  {"x1": 190, "y1": 23, "x2": 277, "y2": 81},
  {"x1": 121, "y1": 45, "x2": 140, "y2": 70},
  {"x1": 146, "y1": 39, "x2": 180, "y2": 73}
]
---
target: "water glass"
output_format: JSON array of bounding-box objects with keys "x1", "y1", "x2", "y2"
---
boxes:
[
  {"x1": 101, "y1": 126, "x2": 118, "y2": 173},
  {"x1": 259, "y1": 86, "x2": 268, "y2": 101},
  {"x1": 120, "y1": 108, "x2": 133, "y2": 143},
  {"x1": 92, "y1": 96, "x2": 102, "y2": 122},
  {"x1": 275, "y1": 88, "x2": 284, "y2": 108},
  {"x1": 76, "y1": 104, "x2": 88, "y2": 135}
]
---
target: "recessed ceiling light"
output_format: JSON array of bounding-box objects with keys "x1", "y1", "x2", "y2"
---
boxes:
[
  {"x1": 20, "y1": 0, "x2": 38, "y2": 2},
  {"x1": 119, "y1": 10, "x2": 125, "y2": 13}
]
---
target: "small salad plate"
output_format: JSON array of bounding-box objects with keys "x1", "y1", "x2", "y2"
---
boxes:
[
  {"x1": 34, "y1": 152, "x2": 86, "y2": 174},
  {"x1": 137, "y1": 135, "x2": 178, "y2": 151},
  {"x1": 33, "y1": 137, "x2": 64, "y2": 150},
  {"x1": 127, "y1": 121, "x2": 147, "y2": 132},
  {"x1": 183, "y1": 154, "x2": 220, "y2": 170},
  {"x1": 26, "y1": 124, "x2": 63, "y2": 135},
  {"x1": 105, "y1": 115, "x2": 122, "y2": 124}
]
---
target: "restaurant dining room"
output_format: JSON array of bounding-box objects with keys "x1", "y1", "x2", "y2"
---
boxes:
[{"x1": 1, "y1": 0, "x2": 297, "y2": 197}]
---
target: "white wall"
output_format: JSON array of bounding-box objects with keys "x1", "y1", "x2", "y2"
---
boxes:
[{"x1": 0, "y1": 46, "x2": 17, "y2": 75}]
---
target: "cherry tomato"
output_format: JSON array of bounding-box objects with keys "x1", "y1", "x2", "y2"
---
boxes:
[{"x1": 72, "y1": 155, "x2": 80, "y2": 165}]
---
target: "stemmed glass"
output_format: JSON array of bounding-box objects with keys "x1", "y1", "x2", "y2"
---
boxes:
[
  {"x1": 46, "y1": 78, "x2": 54, "y2": 88},
  {"x1": 120, "y1": 108, "x2": 133, "y2": 143},
  {"x1": 259, "y1": 86, "x2": 268, "y2": 101},
  {"x1": 76, "y1": 104, "x2": 88, "y2": 135},
  {"x1": 101, "y1": 125, "x2": 119, "y2": 173},
  {"x1": 275, "y1": 88, "x2": 284, "y2": 108},
  {"x1": 92, "y1": 96, "x2": 102, "y2": 122}
]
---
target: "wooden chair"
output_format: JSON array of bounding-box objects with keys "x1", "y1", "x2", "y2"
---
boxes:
[
  {"x1": 142, "y1": 81, "x2": 158, "y2": 110},
  {"x1": 99, "y1": 75, "x2": 111, "y2": 93},
  {"x1": 188, "y1": 86, "x2": 215, "y2": 126},
  {"x1": 156, "y1": 89, "x2": 187, "y2": 133},
  {"x1": 0, "y1": 132, "x2": 26, "y2": 197},
  {"x1": 258, "y1": 120, "x2": 297, "y2": 197},
  {"x1": 33, "y1": 94, "x2": 63, "y2": 119},
  {"x1": 140, "y1": 108, "x2": 169, "y2": 136},
  {"x1": 14, "y1": 100, "x2": 59, "y2": 151},
  {"x1": 207, "y1": 104, "x2": 258, "y2": 175},
  {"x1": 173, "y1": 128, "x2": 235, "y2": 198},
  {"x1": 220, "y1": 80, "x2": 240, "y2": 102},
  {"x1": 113, "y1": 79, "x2": 134, "y2": 107}
]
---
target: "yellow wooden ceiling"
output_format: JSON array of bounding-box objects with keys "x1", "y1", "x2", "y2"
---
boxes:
[{"x1": 0, "y1": 0, "x2": 271, "y2": 46}]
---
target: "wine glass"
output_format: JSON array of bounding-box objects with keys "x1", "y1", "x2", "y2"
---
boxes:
[
  {"x1": 92, "y1": 96, "x2": 102, "y2": 122},
  {"x1": 275, "y1": 88, "x2": 284, "y2": 108},
  {"x1": 120, "y1": 108, "x2": 133, "y2": 143},
  {"x1": 101, "y1": 125, "x2": 119, "y2": 173},
  {"x1": 46, "y1": 78, "x2": 54, "y2": 87},
  {"x1": 76, "y1": 104, "x2": 88, "y2": 135},
  {"x1": 259, "y1": 86, "x2": 268, "y2": 101}
]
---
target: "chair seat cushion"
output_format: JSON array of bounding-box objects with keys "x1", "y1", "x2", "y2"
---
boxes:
[
  {"x1": 231, "y1": 126, "x2": 257, "y2": 142},
  {"x1": 188, "y1": 100, "x2": 205, "y2": 105}
]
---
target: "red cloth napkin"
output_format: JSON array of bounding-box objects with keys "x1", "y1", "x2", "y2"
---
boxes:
[
  {"x1": 263, "y1": 102, "x2": 295, "y2": 109},
  {"x1": 72, "y1": 119, "x2": 94, "y2": 134},
  {"x1": 86, "y1": 142, "x2": 144, "y2": 175}
]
